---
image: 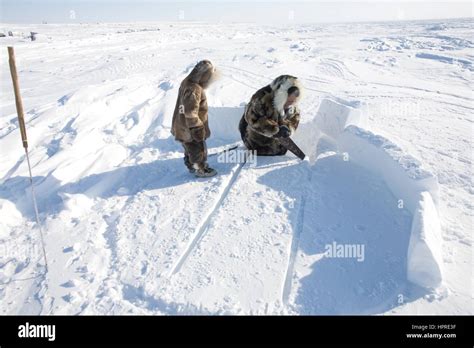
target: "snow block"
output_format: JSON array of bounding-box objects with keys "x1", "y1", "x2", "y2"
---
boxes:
[
  {"x1": 314, "y1": 98, "x2": 365, "y2": 140},
  {"x1": 294, "y1": 98, "x2": 365, "y2": 162},
  {"x1": 407, "y1": 192, "x2": 443, "y2": 288},
  {"x1": 208, "y1": 106, "x2": 244, "y2": 143}
]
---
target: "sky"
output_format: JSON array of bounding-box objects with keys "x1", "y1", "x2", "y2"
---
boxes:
[{"x1": 0, "y1": 0, "x2": 472, "y2": 24}]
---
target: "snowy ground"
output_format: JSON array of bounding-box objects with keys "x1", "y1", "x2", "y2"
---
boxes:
[{"x1": 0, "y1": 18, "x2": 472, "y2": 315}]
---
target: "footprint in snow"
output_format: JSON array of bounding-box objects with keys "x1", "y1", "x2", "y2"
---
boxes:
[{"x1": 60, "y1": 280, "x2": 76, "y2": 288}]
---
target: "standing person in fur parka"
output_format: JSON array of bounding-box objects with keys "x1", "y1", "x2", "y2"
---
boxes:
[
  {"x1": 171, "y1": 60, "x2": 218, "y2": 177},
  {"x1": 239, "y1": 75, "x2": 303, "y2": 155}
]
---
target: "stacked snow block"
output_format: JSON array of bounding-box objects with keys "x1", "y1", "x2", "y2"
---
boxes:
[
  {"x1": 207, "y1": 106, "x2": 244, "y2": 144},
  {"x1": 313, "y1": 98, "x2": 366, "y2": 140},
  {"x1": 314, "y1": 98, "x2": 443, "y2": 289},
  {"x1": 294, "y1": 98, "x2": 366, "y2": 162}
]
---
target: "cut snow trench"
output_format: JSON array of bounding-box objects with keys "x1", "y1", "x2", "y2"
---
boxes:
[{"x1": 282, "y1": 170, "x2": 311, "y2": 305}]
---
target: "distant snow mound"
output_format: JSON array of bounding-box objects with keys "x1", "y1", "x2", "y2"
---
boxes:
[{"x1": 426, "y1": 24, "x2": 447, "y2": 31}]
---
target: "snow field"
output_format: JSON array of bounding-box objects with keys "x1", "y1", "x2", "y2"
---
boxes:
[{"x1": 0, "y1": 19, "x2": 472, "y2": 314}]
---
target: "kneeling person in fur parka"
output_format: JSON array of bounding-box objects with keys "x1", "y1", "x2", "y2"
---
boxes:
[
  {"x1": 239, "y1": 75, "x2": 302, "y2": 155},
  {"x1": 171, "y1": 60, "x2": 218, "y2": 178}
]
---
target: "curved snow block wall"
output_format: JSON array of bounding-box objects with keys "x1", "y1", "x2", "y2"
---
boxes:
[
  {"x1": 311, "y1": 98, "x2": 443, "y2": 289},
  {"x1": 338, "y1": 126, "x2": 439, "y2": 212}
]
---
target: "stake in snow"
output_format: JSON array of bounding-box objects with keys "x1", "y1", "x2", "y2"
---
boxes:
[{"x1": 0, "y1": 18, "x2": 471, "y2": 315}]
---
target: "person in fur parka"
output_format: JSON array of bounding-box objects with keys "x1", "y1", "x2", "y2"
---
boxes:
[
  {"x1": 239, "y1": 75, "x2": 303, "y2": 155},
  {"x1": 171, "y1": 60, "x2": 218, "y2": 177}
]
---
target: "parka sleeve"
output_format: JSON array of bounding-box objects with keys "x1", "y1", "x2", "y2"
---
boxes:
[
  {"x1": 244, "y1": 97, "x2": 279, "y2": 137},
  {"x1": 181, "y1": 85, "x2": 204, "y2": 129}
]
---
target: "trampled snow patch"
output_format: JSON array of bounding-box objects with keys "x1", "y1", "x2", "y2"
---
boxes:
[{"x1": 60, "y1": 193, "x2": 94, "y2": 218}]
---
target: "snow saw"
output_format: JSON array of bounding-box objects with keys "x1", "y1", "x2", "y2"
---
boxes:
[
  {"x1": 210, "y1": 140, "x2": 305, "y2": 160},
  {"x1": 277, "y1": 137, "x2": 306, "y2": 160},
  {"x1": 209, "y1": 144, "x2": 239, "y2": 157}
]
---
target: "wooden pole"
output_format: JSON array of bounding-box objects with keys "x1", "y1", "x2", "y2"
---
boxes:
[
  {"x1": 7, "y1": 46, "x2": 48, "y2": 272},
  {"x1": 8, "y1": 47, "x2": 28, "y2": 149}
]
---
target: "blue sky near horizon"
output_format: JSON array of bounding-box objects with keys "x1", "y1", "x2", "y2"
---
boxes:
[{"x1": 0, "y1": 0, "x2": 472, "y2": 24}]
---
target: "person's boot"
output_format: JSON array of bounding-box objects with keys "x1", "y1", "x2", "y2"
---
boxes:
[
  {"x1": 184, "y1": 154, "x2": 195, "y2": 173},
  {"x1": 195, "y1": 166, "x2": 217, "y2": 178}
]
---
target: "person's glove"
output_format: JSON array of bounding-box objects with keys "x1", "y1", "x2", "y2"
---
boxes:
[
  {"x1": 273, "y1": 125, "x2": 291, "y2": 138},
  {"x1": 190, "y1": 126, "x2": 206, "y2": 142}
]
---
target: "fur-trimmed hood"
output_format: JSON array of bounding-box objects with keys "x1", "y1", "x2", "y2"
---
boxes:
[
  {"x1": 185, "y1": 59, "x2": 218, "y2": 88},
  {"x1": 270, "y1": 75, "x2": 303, "y2": 116}
]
